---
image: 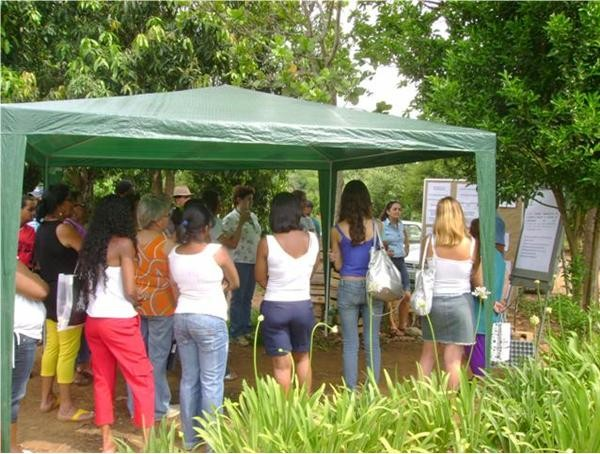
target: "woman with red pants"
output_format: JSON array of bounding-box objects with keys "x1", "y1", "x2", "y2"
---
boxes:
[{"x1": 79, "y1": 195, "x2": 155, "y2": 452}]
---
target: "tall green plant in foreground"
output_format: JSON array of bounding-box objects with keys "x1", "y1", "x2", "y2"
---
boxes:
[{"x1": 197, "y1": 326, "x2": 600, "y2": 452}]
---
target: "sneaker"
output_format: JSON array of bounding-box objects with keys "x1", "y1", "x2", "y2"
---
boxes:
[
  {"x1": 224, "y1": 371, "x2": 238, "y2": 381},
  {"x1": 165, "y1": 404, "x2": 180, "y2": 419},
  {"x1": 232, "y1": 336, "x2": 250, "y2": 346}
]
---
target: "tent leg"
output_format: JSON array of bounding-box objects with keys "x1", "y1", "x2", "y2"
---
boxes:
[
  {"x1": 475, "y1": 148, "x2": 497, "y2": 369},
  {"x1": 1, "y1": 135, "x2": 27, "y2": 453},
  {"x1": 318, "y1": 167, "x2": 337, "y2": 327}
]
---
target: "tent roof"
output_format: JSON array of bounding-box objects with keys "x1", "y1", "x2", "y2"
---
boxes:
[{"x1": 1, "y1": 85, "x2": 495, "y2": 170}]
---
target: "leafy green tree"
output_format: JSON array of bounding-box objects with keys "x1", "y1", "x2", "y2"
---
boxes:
[
  {"x1": 355, "y1": 1, "x2": 600, "y2": 306},
  {"x1": 2, "y1": 1, "x2": 367, "y2": 220}
]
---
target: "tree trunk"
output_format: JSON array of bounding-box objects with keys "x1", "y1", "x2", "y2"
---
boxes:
[
  {"x1": 151, "y1": 170, "x2": 163, "y2": 195},
  {"x1": 582, "y1": 207, "x2": 600, "y2": 309},
  {"x1": 552, "y1": 187, "x2": 583, "y2": 300},
  {"x1": 164, "y1": 170, "x2": 175, "y2": 197}
]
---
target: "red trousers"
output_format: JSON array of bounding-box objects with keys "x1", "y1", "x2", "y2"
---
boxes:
[{"x1": 86, "y1": 316, "x2": 155, "y2": 428}]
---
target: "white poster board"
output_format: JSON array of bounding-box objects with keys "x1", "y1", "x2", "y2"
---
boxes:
[
  {"x1": 421, "y1": 178, "x2": 523, "y2": 263},
  {"x1": 425, "y1": 181, "x2": 452, "y2": 226},
  {"x1": 511, "y1": 189, "x2": 563, "y2": 291}
]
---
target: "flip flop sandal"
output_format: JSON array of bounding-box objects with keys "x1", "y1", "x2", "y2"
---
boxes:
[{"x1": 58, "y1": 408, "x2": 95, "y2": 422}]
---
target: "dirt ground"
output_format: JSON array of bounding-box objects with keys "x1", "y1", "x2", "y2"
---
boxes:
[{"x1": 16, "y1": 332, "x2": 423, "y2": 453}]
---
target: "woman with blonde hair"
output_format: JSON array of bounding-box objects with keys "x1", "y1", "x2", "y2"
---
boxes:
[{"x1": 419, "y1": 196, "x2": 481, "y2": 390}]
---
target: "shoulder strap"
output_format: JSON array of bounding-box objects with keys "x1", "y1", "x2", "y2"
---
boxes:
[
  {"x1": 420, "y1": 235, "x2": 432, "y2": 271},
  {"x1": 469, "y1": 236, "x2": 476, "y2": 258},
  {"x1": 372, "y1": 219, "x2": 383, "y2": 249},
  {"x1": 431, "y1": 235, "x2": 438, "y2": 258}
]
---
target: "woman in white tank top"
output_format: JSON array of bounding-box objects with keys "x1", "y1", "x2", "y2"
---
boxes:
[
  {"x1": 255, "y1": 193, "x2": 320, "y2": 392},
  {"x1": 419, "y1": 197, "x2": 482, "y2": 390},
  {"x1": 80, "y1": 195, "x2": 155, "y2": 452},
  {"x1": 168, "y1": 201, "x2": 239, "y2": 450}
]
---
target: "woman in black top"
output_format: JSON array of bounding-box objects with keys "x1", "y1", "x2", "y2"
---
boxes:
[{"x1": 34, "y1": 184, "x2": 93, "y2": 422}]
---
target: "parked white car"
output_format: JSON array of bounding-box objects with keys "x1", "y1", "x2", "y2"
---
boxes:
[{"x1": 403, "y1": 221, "x2": 423, "y2": 288}]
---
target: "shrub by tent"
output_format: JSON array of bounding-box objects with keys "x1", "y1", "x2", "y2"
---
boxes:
[{"x1": 0, "y1": 85, "x2": 496, "y2": 448}]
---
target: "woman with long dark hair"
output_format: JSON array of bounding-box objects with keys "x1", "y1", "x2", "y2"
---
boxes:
[
  {"x1": 80, "y1": 195, "x2": 154, "y2": 452},
  {"x1": 255, "y1": 192, "x2": 320, "y2": 392},
  {"x1": 168, "y1": 202, "x2": 239, "y2": 450},
  {"x1": 380, "y1": 200, "x2": 412, "y2": 336},
  {"x1": 329, "y1": 180, "x2": 384, "y2": 390},
  {"x1": 34, "y1": 183, "x2": 92, "y2": 422}
]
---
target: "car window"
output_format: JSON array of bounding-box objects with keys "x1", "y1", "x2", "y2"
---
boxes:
[{"x1": 406, "y1": 224, "x2": 422, "y2": 242}]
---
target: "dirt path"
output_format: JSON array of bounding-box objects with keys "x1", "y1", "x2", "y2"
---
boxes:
[{"x1": 16, "y1": 334, "x2": 423, "y2": 452}]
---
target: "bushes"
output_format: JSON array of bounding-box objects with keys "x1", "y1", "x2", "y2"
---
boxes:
[
  {"x1": 522, "y1": 293, "x2": 595, "y2": 335},
  {"x1": 197, "y1": 329, "x2": 600, "y2": 452}
]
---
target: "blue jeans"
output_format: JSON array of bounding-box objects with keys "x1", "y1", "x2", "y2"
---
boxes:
[
  {"x1": 337, "y1": 280, "x2": 384, "y2": 389},
  {"x1": 127, "y1": 316, "x2": 174, "y2": 419},
  {"x1": 391, "y1": 257, "x2": 411, "y2": 291},
  {"x1": 12, "y1": 334, "x2": 38, "y2": 422},
  {"x1": 174, "y1": 314, "x2": 228, "y2": 450},
  {"x1": 229, "y1": 263, "x2": 256, "y2": 338}
]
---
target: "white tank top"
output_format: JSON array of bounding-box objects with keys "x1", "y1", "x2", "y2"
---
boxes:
[
  {"x1": 87, "y1": 266, "x2": 138, "y2": 318},
  {"x1": 264, "y1": 232, "x2": 319, "y2": 302},
  {"x1": 432, "y1": 236, "x2": 475, "y2": 296},
  {"x1": 169, "y1": 243, "x2": 228, "y2": 320}
]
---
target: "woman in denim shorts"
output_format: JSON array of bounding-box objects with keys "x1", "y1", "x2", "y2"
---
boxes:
[
  {"x1": 419, "y1": 197, "x2": 481, "y2": 390},
  {"x1": 329, "y1": 180, "x2": 384, "y2": 390},
  {"x1": 256, "y1": 192, "x2": 320, "y2": 392}
]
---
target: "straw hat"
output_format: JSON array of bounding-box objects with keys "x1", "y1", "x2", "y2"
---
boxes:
[{"x1": 173, "y1": 185, "x2": 192, "y2": 197}]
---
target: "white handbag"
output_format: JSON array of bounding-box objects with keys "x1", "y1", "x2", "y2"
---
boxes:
[
  {"x1": 366, "y1": 224, "x2": 404, "y2": 302},
  {"x1": 410, "y1": 235, "x2": 435, "y2": 316},
  {"x1": 56, "y1": 271, "x2": 86, "y2": 331}
]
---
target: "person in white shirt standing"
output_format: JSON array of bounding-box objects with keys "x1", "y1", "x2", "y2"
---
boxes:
[
  {"x1": 169, "y1": 202, "x2": 239, "y2": 450},
  {"x1": 255, "y1": 192, "x2": 320, "y2": 392},
  {"x1": 11, "y1": 261, "x2": 48, "y2": 452},
  {"x1": 221, "y1": 185, "x2": 261, "y2": 346}
]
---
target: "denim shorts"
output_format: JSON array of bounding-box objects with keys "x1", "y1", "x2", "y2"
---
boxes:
[
  {"x1": 260, "y1": 300, "x2": 314, "y2": 356},
  {"x1": 421, "y1": 292, "x2": 475, "y2": 345}
]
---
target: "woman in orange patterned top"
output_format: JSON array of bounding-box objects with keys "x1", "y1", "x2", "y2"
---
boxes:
[{"x1": 127, "y1": 194, "x2": 177, "y2": 421}]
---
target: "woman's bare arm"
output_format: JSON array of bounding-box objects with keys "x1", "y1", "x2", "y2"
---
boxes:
[
  {"x1": 117, "y1": 238, "x2": 139, "y2": 305},
  {"x1": 254, "y1": 238, "x2": 268, "y2": 289},
  {"x1": 15, "y1": 261, "x2": 49, "y2": 301},
  {"x1": 56, "y1": 222, "x2": 83, "y2": 252},
  {"x1": 215, "y1": 246, "x2": 240, "y2": 291},
  {"x1": 329, "y1": 228, "x2": 343, "y2": 272}
]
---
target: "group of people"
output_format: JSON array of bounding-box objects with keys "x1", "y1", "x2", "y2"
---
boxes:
[{"x1": 11, "y1": 178, "x2": 507, "y2": 452}]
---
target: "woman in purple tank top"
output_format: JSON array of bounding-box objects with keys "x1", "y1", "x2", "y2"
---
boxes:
[{"x1": 329, "y1": 180, "x2": 384, "y2": 390}]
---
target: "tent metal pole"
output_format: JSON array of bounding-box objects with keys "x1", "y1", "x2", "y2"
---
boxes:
[
  {"x1": 0, "y1": 135, "x2": 27, "y2": 453},
  {"x1": 475, "y1": 146, "x2": 497, "y2": 370},
  {"x1": 318, "y1": 165, "x2": 337, "y2": 328}
]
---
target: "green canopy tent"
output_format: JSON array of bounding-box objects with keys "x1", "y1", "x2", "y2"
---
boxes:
[{"x1": 1, "y1": 85, "x2": 496, "y2": 448}]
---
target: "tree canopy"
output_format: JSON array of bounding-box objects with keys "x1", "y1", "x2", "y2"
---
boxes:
[
  {"x1": 355, "y1": 1, "x2": 600, "y2": 305},
  {"x1": 1, "y1": 0, "x2": 365, "y2": 220}
]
